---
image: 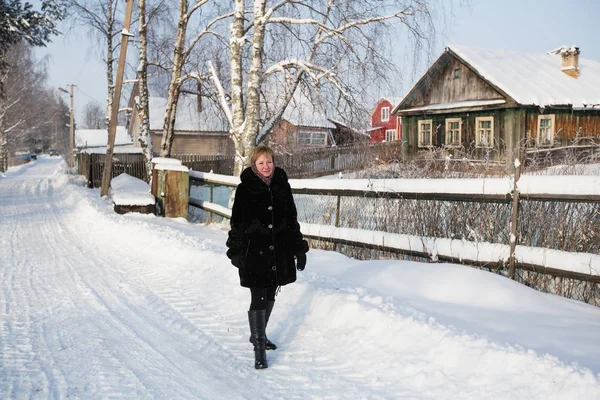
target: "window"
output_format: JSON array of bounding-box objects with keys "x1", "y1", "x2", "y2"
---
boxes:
[
  {"x1": 453, "y1": 68, "x2": 460, "y2": 79},
  {"x1": 385, "y1": 129, "x2": 397, "y2": 141},
  {"x1": 418, "y1": 119, "x2": 433, "y2": 147},
  {"x1": 298, "y1": 131, "x2": 327, "y2": 146},
  {"x1": 381, "y1": 106, "x2": 390, "y2": 122},
  {"x1": 445, "y1": 118, "x2": 462, "y2": 147},
  {"x1": 537, "y1": 114, "x2": 555, "y2": 146},
  {"x1": 475, "y1": 116, "x2": 494, "y2": 148}
]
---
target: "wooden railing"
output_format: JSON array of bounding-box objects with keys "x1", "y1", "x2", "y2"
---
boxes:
[{"x1": 188, "y1": 171, "x2": 600, "y2": 286}]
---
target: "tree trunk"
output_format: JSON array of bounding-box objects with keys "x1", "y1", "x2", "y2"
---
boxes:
[
  {"x1": 159, "y1": 0, "x2": 188, "y2": 157},
  {"x1": 137, "y1": 0, "x2": 153, "y2": 181},
  {"x1": 230, "y1": 0, "x2": 247, "y2": 177},
  {"x1": 106, "y1": 0, "x2": 115, "y2": 124},
  {"x1": 0, "y1": 105, "x2": 6, "y2": 172}
]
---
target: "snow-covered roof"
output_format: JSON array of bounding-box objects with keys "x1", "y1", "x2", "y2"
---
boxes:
[
  {"x1": 147, "y1": 96, "x2": 229, "y2": 132},
  {"x1": 448, "y1": 44, "x2": 600, "y2": 108},
  {"x1": 401, "y1": 99, "x2": 506, "y2": 113},
  {"x1": 75, "y1": 126, "x2": 131, "y2": 148},
  {"x1": 282, "y1": 97, "x2": 336, "y2": 129}
]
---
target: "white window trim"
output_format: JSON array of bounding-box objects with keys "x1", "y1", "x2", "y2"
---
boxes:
[
  {"x1": 385, "y1": 129, "x2": 397, "y2": 141},
  {"x1": 381, "y1": 106, "x2": 390, "y2": 122},
  {"x1": 445, "y1": 118, "x2": 462, "y2": 147},
  {"x1": 418, "y1": 119, "x2": 433, "y2": 148},
  {"x1": 537, "y1": 114, "x2": 556, "y2": 147},
  {"x1": 298, "y1": 130, "x2": 327, "y2": 146},
  {"x1": 475, "y1": 116, "x2": 494, "y2": 148}
]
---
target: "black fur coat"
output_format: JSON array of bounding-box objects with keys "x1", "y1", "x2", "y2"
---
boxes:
[{"x1": 226, "y1": 167, "x2": 308, "y2": 288}]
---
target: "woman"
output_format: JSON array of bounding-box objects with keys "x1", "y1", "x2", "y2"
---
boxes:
[{"x1": 226, "y1": 145, "x2": 309, "y2": 370}]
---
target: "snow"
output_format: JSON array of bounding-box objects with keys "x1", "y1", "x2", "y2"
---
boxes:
[
  {"x1": 151, "y1": 157, "x2": 182, "y2": 166},
  {"x1": 401, "y1": 99, "x2": 506, "y2": 112},
  {"x1": 2, "y1": 156, "x2": 600, "y2": 399},
  {"x1": 110, "y1": 173, "x2": 155, "y2": 206},
  {"x1": 75, "y1": 126, "x2": 132, "y2": 148},
  {"x1": 148, "y1": 96, "x2": 229, "y2": 132},
  {"x1": 155, "y1": 164, "x2": 189, "y2": 172},
  {"x1": 448, "y1": 44, "x2": 600, "y2": 108}
]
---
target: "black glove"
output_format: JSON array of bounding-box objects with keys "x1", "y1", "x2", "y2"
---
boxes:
[{"x1": 295, "y1": 252, "x2": 306, "y2": 271}]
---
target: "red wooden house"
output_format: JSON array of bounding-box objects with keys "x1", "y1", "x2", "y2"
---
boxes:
[{"x1": 369, "y1": 98, "x2": 402, "y2": 142}]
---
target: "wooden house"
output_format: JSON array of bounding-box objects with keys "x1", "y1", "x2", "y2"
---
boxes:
[
  {"x1": 369, "y1": 98, "x2": 402, "y2": 143},
  {"x1": 393, "y1": 45, "x2": 600, "y2": 164},
  {"x1": 127, "y1": 86, "x2": 234, "y2": 156},
  {"x1": 268, "y1": 96, "x2": 367, "y2": 151}
]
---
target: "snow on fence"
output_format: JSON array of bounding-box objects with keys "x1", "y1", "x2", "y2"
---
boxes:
[{"x1": 188, "y1": 170, "x2": 600, "y2": 285}]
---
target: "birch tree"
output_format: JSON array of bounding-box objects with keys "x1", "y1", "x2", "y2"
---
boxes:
[
  {"x1": 158, "y1": 0, "x2": 230, "y2": 157},
  {"x1": 210, "y1": 0, "x2": 436, "y2": 176},
  {"x1": 136, "y1": 0, "x2": 153, "y2": 181}
]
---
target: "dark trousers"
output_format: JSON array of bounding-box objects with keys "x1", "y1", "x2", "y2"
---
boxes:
[{"x1": 249, "y1": 286, "x2": 277, "y2": 310}]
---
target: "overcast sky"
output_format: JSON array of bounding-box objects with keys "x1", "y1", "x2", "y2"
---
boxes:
[{"x1": 34, "y1": 0, "x2": 600, "y2": 124}]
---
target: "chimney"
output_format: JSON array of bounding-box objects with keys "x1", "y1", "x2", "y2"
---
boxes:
[{"x1": 549, "y1": 46, "x2": 580, "y2": 78}]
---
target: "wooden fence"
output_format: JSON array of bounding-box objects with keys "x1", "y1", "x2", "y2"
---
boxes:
[
  {"x1": 173, "y1": 154, "x2": 234, "y2": 175},
  {"x1": 188, "y1": 172, "x2": 600, "y2": 288},
  {"x1": 77, "y1": 153, "x2": 147, "y2": 188},
  {"x1": 76, "y1": 142, "x2": 404, "y2": 186}
]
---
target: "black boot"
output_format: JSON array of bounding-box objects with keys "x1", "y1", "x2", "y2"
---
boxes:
[
  {"x1": 248, "y1": 310, "x2": 268, "y2": 369},
  {"x1": 264, "y1": 301, "x2": 277, "y2": 350},
  {"x1": 249, "y1": 301, "x2": 277, "y2": 350}
]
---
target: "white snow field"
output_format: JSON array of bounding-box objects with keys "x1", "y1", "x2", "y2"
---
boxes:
[{"x1": 1, "y1": 156, "x2": 599, "y2": 400}]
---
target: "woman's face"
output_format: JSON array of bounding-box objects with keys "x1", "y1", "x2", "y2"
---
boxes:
[{"x1": 254, "y1": 153, "x2": 274, "y2": 178}]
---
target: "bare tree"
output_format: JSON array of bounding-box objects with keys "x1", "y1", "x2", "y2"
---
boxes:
[
  {"x1": 157, "y1": 0, "x2": 230, "y2": 157},
  {"x1": 83, "y1": 100, "x2": 105, "y2": 128},
  {"x1": 206, "y1": 0, "x2": 437, "y2": 176},
  {"x1": 0, "y1": 43, "x2": 67, "y2": 170},
  {"x1": 65, "y1": 0, "x2": 121, "y2": 123},
  {"x1": 0, "y1": 0, "x2": 65, "y2": 171}
]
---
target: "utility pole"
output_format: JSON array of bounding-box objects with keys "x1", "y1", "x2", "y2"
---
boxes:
[
  {"x1": 100, "y1": 0, "x2": 135, "y2": 197},
  {"x1": 58, "y1": 84, "x2": 75, "y2": 168}
]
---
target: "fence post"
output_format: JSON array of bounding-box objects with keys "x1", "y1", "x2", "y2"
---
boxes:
[
  {"x1": 508, "y1": 149, "x2": 523, "y2": 279},
  {"x1": 209, "y1": 183, "x2": 214, "y2": 224}
]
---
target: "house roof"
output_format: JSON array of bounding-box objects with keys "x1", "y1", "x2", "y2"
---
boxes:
[
  {"x1": 401, "y1": 99, "x2": 506, "y2": 113},
  {"x1": 447, "y1": 44, "x2": 600, "y2": 109},
  {"x1": 282, "y1": 96, "x2": 336, "y2": 129},
  {"x1": 75, "y1": 126, "x2": 131, "y2": 148},
  {"x1": 146, "y1": 95, "x2": 229, "y2": 132},
  {"x1": 370, "y1": 97, "x2": 405, "y2": 115}
]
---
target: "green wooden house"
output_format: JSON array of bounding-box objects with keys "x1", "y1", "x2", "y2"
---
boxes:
[{"x1": 393, "y1": 45, "x2": 600, "y2": 165}]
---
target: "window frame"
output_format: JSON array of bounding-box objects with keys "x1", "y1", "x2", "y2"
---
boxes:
[
  {"x1": 537, "y1": 114, "x2": 556, "y2": 147},
  {"x1": 418, "y1": 119, "x2": 433, "y2": 148},
  {"x1": 444, "y1": 118, "x2": 462, "y2": 147},
  {"x1": 381, "y1": 106, "x2": 390, "y2": 122},
  {"x1": 385, "y1": 129, "x2": 397, "y2": 141},
  {"x1": 475, "y1": 116, "x2": 494, "y2": 148},
  {"x1": 298, "y1": 130, "x2": 327, "y2": 146}
]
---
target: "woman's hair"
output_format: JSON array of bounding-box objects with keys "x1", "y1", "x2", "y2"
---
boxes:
[{"x1": 250, "y1": 145, "x2": 274, "y2": 165}]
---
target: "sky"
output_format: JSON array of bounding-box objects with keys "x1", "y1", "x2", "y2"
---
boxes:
[
  {"x1": 1, "y1": 156, "x2": 600, "y2": 399},
  {"x1": 33, "y1": 0, "x2": 600, "y2": 125}
]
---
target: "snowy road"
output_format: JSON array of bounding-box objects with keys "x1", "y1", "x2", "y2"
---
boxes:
[{"x1": 1, "y1": 157, "x2": 600, "y2": 399}]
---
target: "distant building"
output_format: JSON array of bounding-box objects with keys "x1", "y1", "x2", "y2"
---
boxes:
[
  {"x1": 75, "y1": 126, "x2": 137, "y2": 154},
  {"x1": 369, "y1": 97, "x2": 402, "y2": 143},
  {"x1": 268, "y1": 94, "x2": 368, "y2": 151},
  {"x1": 127, "y1": 84, "x2": 234, "y2": 156}
]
